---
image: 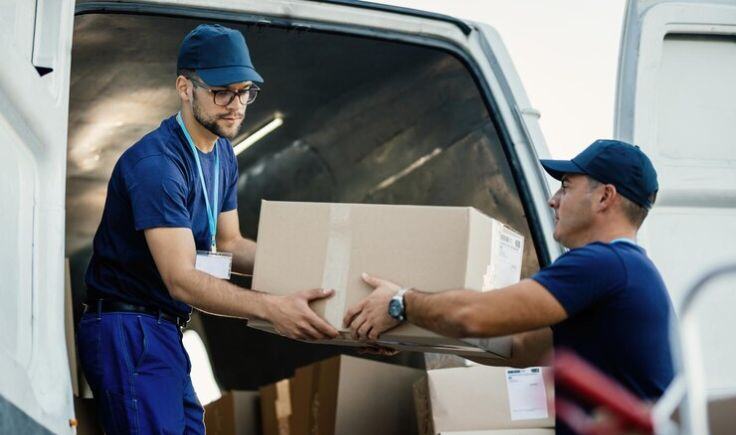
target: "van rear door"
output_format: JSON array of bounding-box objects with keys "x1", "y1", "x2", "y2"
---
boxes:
[
  {"x1": 0, "y1": 0, "x2": 76, "y2": 433},
  {"x1": 615, "y1": 0, "x2": 736, "y2": 395}
]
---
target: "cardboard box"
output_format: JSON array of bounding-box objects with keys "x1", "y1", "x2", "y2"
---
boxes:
[
  {"x1": 260, "y1": 355, "x2": 423, "y2": 435},
  {"x1": 414, "y1": 365, "x2": 554, "y2": 434},
  {"x1": 709, "y1": 395, "x2": 736, "y2": 435},
  {"x1": 251, "y1": 201, "x2": 525, "y2": 357},
  {"x1": 672, "y1": 394, "x2": 736, "y2": 435},
  {"x1": 439, "y1": 430, "x2": 554, "y2": 435},
  {"x1": 204, "y1": 391, "x2": 260, "y2": 435}
]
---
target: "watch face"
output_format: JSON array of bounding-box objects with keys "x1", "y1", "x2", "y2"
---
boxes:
[{"x1": 388, "y1": 299, "x2": 402, "y2": 318}]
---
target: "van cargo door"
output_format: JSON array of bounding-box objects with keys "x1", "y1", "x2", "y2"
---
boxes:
[
  {"x1": 615, "y1": 0, "x2": 736, "y2": 395},
  {"x1": 0, "y1": 0, "x2": 76, "y2": 432}
]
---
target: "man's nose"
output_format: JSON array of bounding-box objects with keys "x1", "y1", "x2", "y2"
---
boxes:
[
  {"x1": 227, "y1": 94, "x2": 245, "y2": 111},
  {"x1": 548, "y1": 191, "x2": 560, "y2": 208}
]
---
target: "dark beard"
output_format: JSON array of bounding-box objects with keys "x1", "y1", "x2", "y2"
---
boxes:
[{"x1": 191, "y1": 94, "x2": 239, "y2": 140}]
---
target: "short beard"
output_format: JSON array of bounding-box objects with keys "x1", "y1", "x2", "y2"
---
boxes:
[{"x1": 191, "y1": 93, "x2": 240, "y2": 140}]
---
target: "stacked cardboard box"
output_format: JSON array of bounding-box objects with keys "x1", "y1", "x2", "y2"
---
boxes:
[
  {"x1": 414, "y1": 365, "x2": 555, "y2": 435},
  {"x1": 260, "y1": 355, "x2": 424, "y2": 435},
  {"x1": 204, "y1": 391, "x2": 260, "y2": 435},
  {"x1": 708, "y1": 395, "x2": 736, "y2": 435},
  {"x1": 250, "y1": 201, "x2": 525, "y2": 358},
  {"x1": 438, "y1": 430, "x2": 553, "y2": 435}
]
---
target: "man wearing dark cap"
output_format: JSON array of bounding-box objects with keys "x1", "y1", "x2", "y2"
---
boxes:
[
  {"x1": 78, "y1": 24, "x2": 338, "y2": 434},
  {"x1": 344, "y1": 140, "x2": 675, "y2": 426}
]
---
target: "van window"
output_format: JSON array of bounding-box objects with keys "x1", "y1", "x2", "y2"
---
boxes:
[
  {"x1": 66, "y1": 12, "x2": 540, "y2": 387},
  {"x1": 656, "y1": 34, "x2": 735, "y2": 162}
]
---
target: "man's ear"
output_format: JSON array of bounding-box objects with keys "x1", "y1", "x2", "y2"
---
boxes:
[
  {"x1": 175, "y1": 76, "x2": 191, "y2": 102},
  {"x1": 597, "y1": 184, "x2": 618, "y2": 211}
]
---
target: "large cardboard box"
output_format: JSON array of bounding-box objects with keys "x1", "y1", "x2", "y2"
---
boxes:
[
  {"x1": 709, "y1": 395, "x2": 736, "y2": 435},
  {"x1": 671, "y1": 394, "x2": 736, "y2": 435},
  {"x1": 204, "y1": 391, "x2": 260, "y2": 435},
  {"x1": 260, "y1": 355, "x2": 423, "y2": 435},
  {"x1": 250, "y1": 201, "x2": 525, "y2": 357},
  {"x1": 414, "y1": 365, "x2": 555, "y2": 434},
  {"x1": 439, "y1": 430, "x2": 554, "y2": 435}
]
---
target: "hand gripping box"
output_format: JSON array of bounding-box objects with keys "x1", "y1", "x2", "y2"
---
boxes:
[{"x1": 249, "y1": 201, "x2": 525, "y2": 357}]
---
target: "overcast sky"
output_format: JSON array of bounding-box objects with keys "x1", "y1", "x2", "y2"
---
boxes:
[{"x1": 376, "y1": 0, "x2": 627, "y2": 158}]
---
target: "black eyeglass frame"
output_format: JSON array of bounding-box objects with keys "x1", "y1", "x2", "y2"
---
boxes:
[{"x1": 189, "y1": 77, "x2": 260, "y2": 106}]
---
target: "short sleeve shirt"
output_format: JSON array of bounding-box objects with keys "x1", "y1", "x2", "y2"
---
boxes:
[
  {"x1": 85, "y1": 115, "x2": 239, "y2": 316},
  {"x1": 532, "y1": 242, "x2": 675, "y2": 400}
]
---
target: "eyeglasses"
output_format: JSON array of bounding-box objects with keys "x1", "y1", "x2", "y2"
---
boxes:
[{"x1": 190, "y1": 77, "x2": 260, "y2": 106}]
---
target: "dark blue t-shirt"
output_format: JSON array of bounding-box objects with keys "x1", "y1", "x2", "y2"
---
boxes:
[
  {"x1": 85, "y1": 115, "x2": 239, "y2": 316},
  {"x1": 533, "y1": 241, "x2": 675, "y2": 401}
]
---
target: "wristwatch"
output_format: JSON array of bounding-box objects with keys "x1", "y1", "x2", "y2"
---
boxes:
[{"x1": 388, "y1": 288, "x2": 409, "y2": 322}]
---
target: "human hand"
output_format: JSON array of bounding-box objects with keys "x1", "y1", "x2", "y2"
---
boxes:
[
  {"x1": 267, "y1": 289, "x2": 339, "y2": 340},
  {"x1": 343, "y1": 273, "x2": 402, "y2": 341}
]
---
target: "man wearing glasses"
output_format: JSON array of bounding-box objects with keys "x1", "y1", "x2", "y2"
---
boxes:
[{"x1": 77, "y1": 24, "x2": 338, "y2": 434}]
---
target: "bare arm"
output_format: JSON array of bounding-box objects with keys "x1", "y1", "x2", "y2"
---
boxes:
[
  {"x1": 215, "y1": 209, "x2": 256, "y2": 274},
  {"x1": 345, "y1": 274, "x2": 566, "y2": 344},
  {"x1": 145, "y1": 227, "x2": 338, "y2": 339},
  {"x1": 404, "y1": 279, "x2": 567, "y2": 338}
]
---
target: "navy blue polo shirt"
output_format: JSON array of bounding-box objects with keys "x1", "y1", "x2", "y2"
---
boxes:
[
  {"x1": 85, "y1": 115, "x2": 239, "y2": 317},
  {"x1": 533, "y1": 241, "x2": 675, "y2": 400}
]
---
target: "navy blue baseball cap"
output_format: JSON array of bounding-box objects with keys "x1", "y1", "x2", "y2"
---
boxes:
[
  {"x1": 540, "y1": 139, "x2": 659, "y2": 209},
  {"x1": 177, "y1": 24, "x2": 263, "y2": 86}
]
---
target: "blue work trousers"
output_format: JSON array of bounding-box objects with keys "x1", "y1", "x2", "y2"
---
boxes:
[{"x1": 77, "y1": 311, "x2": 205, "y2": 434}]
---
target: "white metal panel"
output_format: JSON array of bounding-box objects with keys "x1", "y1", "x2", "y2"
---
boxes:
[
  {"x1": 0, "y1": 0, "x2": 76, "y2": 432},
  {"x1": 0, "y1": 110, "x2": 35, "y2": 366},
  {"x1": 655, "y1": 34, "x2": 736, "y2": 179},
  {"x1": 616, "y1": 0, "x2": 736, "y2": 394},
  {"x1": 0, "y1": 0, "x2": 37, "y2": 62}
]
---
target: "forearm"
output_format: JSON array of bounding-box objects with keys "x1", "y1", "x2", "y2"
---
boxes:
[
  {"x1": 404, "y1": 289, "x2": 482, "y2": 338},
  {"x1": 169, "y1": 268, "x2": 271, "y2": 319},
  {"x1": 219, "y1": 236, "x2": 256, "y2": 274},
  {"x1": 405, "y1": 282, "x2": 561, "y2": 339}
]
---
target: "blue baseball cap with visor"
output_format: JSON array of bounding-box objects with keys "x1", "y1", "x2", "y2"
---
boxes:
[
  {"x1": 177, "y1": 24, "x2": 263, "y2": 86},
  {"x1": 540, "y1": 139, "x2": 659, "y2": 209}
]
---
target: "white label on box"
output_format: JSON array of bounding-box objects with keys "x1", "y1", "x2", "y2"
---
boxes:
[
  {"x1": 505, "y1": 367, "x2": 549, "y2": 421},
  {"x1": 483, "y1": 222, "x2": 524, "y2": 291}
]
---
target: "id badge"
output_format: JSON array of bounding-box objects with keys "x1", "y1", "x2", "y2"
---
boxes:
[{"x1": 195, "y1": 250, "x2": 232, "y2": 279}]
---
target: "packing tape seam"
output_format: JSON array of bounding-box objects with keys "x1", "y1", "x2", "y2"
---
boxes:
[
  {"x1": 275, "y1": 379, "x2": 292, "y2": 419},
  {"x1": 321, "y1": 203, "x2": 352, "y2": 329}
]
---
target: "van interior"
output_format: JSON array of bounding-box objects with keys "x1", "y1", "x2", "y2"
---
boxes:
[{"x1": 65, "y1": 12, "x2": 541, "y2": 391}]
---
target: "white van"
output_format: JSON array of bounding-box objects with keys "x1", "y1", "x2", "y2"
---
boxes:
[{"x1": 1, "y1": 0, "x2": 734, "y2": 432}]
